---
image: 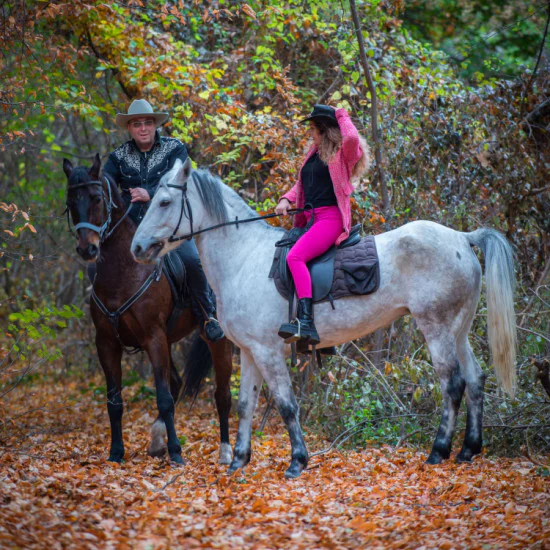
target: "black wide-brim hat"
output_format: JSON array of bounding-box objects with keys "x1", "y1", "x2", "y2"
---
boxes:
[{"x1": 300, "y1": 104, "x2": 338, "y2": 126}]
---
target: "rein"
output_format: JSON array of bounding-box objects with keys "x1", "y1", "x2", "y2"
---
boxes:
[{"x1": 165, "y1": 179, "x2": 310, "y2": 243}]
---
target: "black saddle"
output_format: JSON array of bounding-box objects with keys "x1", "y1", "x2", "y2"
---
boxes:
[{"x1": 269, "y1": 224, "x2": 380, "y2": 304}]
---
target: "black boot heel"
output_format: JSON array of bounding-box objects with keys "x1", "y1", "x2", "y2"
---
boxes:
[
  {"x1": 277, "y1": 298, "x2": 320, "y2": 345},
  {"x1": 204, "y1": 318, "x2": 224, "y2": 342}
]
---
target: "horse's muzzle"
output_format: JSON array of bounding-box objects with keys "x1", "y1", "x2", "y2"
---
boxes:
[
  {"x1": 132, "y1": 240, "x2": 164, "y2": 263},
  {"x1": 77, "y1": 243, "x2": 99, "y2": 261}
]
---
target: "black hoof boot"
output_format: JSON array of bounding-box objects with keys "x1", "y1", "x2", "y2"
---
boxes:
[
  {"x1": 278, "y1": 298, "x2": 320, "y2": 345},
  {"x1": 319, "y1": 346, "x2": 337, "y2": 355},
  {"x1": 204, "y1": 318, "x2": 224, "y2": 342}
]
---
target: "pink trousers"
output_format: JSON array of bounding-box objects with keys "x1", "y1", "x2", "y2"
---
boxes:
[{"x1": 286, "y1": 206, "x2": 343, "y2": 299}]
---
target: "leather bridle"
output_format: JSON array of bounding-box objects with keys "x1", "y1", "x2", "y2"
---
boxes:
[{"x1": 65, "y1": 176, "x2": 132, "y2": 242}]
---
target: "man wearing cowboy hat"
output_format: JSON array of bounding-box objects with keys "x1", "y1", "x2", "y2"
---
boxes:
[{"x1": 103, "y1": 99, "x2": 224, "y2": 342}]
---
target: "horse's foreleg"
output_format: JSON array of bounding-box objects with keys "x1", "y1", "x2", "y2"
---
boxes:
[
  {"x1": 96, "y1": 334, "x2": 124, "y2": 462},
  {"x1": 228, "y1": 350, "x2": 263, "y2": 473},
  {"x1": 148, "y1": 354, "x2": 181, "y2": 458},
  {"x1": 147, "y1": 336, "x2": 183, "y2": 464},
  {"x1": 210, "y1": 338, "x2": 233, "y2": 465},
  {"x1": 456, "y1": 340, "x2": 486, "y2": 462},
  {"x1": 254, "y1": 349, "x2": 308, "y2": 478}
]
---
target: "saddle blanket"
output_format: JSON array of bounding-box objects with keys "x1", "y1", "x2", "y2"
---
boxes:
[{"x1": 270, "y1": 234, "x2": 380, "y2": 304}]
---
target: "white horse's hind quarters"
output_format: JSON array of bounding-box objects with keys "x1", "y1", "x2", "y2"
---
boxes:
[{"x1": 131, "y1": 158, "x2": 517, "y2": 479}]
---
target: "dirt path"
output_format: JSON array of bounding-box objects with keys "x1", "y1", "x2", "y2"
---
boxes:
[{"x1": 0, "y1": 374, "x2": 548, "y2": 549}]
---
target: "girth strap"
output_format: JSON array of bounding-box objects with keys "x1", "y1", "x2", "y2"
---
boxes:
[{"x1": 91, "y1": 262, "x2": 162, "y2": 353}]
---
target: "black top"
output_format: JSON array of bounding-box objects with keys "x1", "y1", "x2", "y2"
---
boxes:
[
  {"x1": 301, "y1": 152, "x2": 337, "y2": 208},
  {"x1": 103, "y1": 131, "x2": 188, "y2": 225}
]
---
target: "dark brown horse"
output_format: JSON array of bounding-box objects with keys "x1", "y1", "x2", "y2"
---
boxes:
[{"x1": 63, "y1": 154, "x2": 233, "y2": 465}]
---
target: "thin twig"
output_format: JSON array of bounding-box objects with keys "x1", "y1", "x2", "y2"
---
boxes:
[{"x1": 156, "y1": 472, "x2": 184, "y2": 492}]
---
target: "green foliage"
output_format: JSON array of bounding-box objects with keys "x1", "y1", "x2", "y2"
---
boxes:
[
  {"x1": 401, "y1": 0, "x2": 545, "y2": 80},
  {"x1": 7, "y1": 305, "x2": 83, "y2": 363}
]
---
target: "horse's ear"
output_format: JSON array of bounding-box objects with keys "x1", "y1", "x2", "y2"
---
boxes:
[
  {"x1": 63, "y1": 158, "x2": 73, "y2": 178},
  {"x1": 89, "y1": 153, "x2": 101, "y2": 178},
  {"x1": 177, "y1": 157, "x2": 192, "y2": 185}
]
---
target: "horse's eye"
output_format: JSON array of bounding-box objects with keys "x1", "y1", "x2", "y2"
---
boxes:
[
  {"x1": 93, "y1": 196, "x2": 102, "y2": 204},
  {"x1": 160, "y1": 199, "x2": 171, "y2": 207}
]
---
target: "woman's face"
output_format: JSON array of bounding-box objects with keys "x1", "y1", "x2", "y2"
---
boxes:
[{"x1": 309, "y1": 121, "x2": 322, "y2": 146}]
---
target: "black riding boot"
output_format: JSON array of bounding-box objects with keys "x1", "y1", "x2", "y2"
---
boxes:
[
  {"x1": 278, "y1": 298, "x2": 320, "y2": 345},
  {"x1": 175, "y1": 240, "x2": 224, "y2": 342}
]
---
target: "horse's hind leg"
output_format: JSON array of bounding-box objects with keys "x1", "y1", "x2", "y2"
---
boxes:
[
  {"x1": 96, "y1": 334, "x2": 124, "y2": 462},
  {"x1": 209, "y1": 338, "x2": 233, "y2": 465},
  {"x1": 148, "y1": 354, "x2": 181, "y2": 458},
  {"x1": 228, "y1": 350, "x2": 263, "y2": 473},
  {"x1": 455, "y1": 336, "x2": 486, "y2": 462},
  {"x1": 417, "y1": 321, "x2": 465, "y2": 464}
]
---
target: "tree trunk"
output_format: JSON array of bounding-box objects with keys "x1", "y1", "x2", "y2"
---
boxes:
[{"x1": 349, "y1": 0, "x2": 390, "y2": 215}]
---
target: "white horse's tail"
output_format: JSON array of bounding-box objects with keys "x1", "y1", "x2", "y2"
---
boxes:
[{"x1": 466, "y1": 228, "x2": 517, "y2": 396}]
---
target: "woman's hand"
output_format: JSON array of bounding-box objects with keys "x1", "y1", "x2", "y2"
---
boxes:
[{"x1": 275, "y1": 198, "x2": 291, "y2": 216}]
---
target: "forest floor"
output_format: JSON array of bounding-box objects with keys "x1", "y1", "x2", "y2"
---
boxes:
[{"x1": 0, "y1": 371, "x2": 548, "y2": 549}]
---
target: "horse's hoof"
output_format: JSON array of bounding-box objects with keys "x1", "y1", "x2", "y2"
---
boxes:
[
  {"x1": 455, "y1": 448, "x2": 477, "y2": 463},
  {"x1": 426, "y1": 453, "x2": 446, "y2": 465},
  {"x1": 284, "y1": 458, "x2": 306, "y2": 479},
  {"x1": 148, "y1": 445, "x2": 167, "y2": 458},
  {"x1": 219, "y1": 442, "x2": 233, "y2": 465},
  {"x1": 148, "y1": 420, "x2": 167, "y2": 457},
  {"x1": 228, "y1": 455, "x2": 248, "y2": 473},
  {"x1": 455, "y1": 455, "x2": 472, "y2": 464},
  {"x1": 170, "y1": 454, "x2": 185, "y2": 465},
  {"x1": 228, "y1": 459, "x2": 244, "y2": 473},
  {"x1": 107, "y1": 455, "x2": 124, "y2": 463}
]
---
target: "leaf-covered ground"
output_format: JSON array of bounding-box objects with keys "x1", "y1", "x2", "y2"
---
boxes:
[{"x1": 0, "y1": 373, "x2": 548, "y2": 549}]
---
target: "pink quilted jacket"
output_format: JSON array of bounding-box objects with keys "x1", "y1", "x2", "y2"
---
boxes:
[{"x1": 282, "y1": 108, "x2": 363, "y2": 245}]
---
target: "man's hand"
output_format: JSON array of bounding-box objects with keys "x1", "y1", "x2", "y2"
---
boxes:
[
  {"x1": 129, "y1": 187, "x2": 151, "y2": 203},
  {"x1": 275, "y1": 198, "x2": 291, "y2": 216}
]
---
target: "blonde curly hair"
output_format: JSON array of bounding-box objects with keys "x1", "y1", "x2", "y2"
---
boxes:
[{"x1": 312, "y1": 120, "x2": 371, "y2": 182}]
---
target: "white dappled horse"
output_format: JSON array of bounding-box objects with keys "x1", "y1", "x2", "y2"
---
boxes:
[{"x1": 131, "y1": 159, "x2": 516, "y2": 478}]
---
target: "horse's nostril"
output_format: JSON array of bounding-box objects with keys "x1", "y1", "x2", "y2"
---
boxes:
[{"x1": 134, "y1": 244, "x2": 142, "y2": 256}]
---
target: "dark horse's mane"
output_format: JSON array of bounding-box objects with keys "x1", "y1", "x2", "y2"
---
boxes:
[{"x1": 190, "y1": 169, "x2": 229, "y2": 225}]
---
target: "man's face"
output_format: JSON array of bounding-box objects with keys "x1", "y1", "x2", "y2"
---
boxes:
[{"x1": 127, "y1": 117, "x2": 156, "y2": 151}]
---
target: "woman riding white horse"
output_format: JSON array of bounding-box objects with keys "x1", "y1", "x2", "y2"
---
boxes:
[
  {"x1": 130, "y1": 157, "x2": 516, "y2": 479},
  {"x1": 275, "y1": 104, "x2": 370, "y2": 344}
]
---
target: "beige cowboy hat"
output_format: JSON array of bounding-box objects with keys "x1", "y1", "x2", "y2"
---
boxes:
[{"x1": 115, "y1": 99, "x2": 169, "y2": 129}]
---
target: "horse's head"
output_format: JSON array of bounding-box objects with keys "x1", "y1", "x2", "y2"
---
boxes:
[
  {"x1": 132, "y1": 157, "x2": 194, "y2": 263},
  {"x1": 63, "y1": 153, "x2": 111, "y2": 262}
]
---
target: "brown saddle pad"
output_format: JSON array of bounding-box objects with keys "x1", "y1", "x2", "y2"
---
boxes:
[{"x1": 271, "y1": 235, "x2": 380, "y2": 304}]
